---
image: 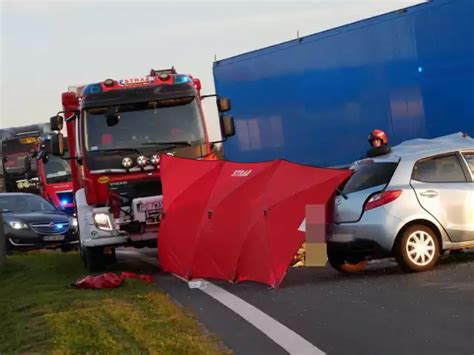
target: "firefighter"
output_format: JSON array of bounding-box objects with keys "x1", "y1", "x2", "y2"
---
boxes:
[
  {"x1": 368, "y1": 129, "x2": 388, "y2": 148},
  {"x1": 367, "y1": 129, "x2": 391, "y2": 157}
]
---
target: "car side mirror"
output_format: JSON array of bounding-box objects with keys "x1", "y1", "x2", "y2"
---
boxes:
[
  {"x1": 106, "y1": 113, "x2": 120, "y2": 127},
  {"x1": 41, "y1": 153, "x2": 49, "y2": 164},
  {"x1": 220, "y1": 115, "x2": 235, "y2": 138},
  {"x1": 217, "y1": 97, "x2": 231, "y2": 112},
  {"x1": 51, "y1": 133, "x2": 65, "y2": 157},
  {"x1": 50, "y1": 115, "x2": 64, "y2": 131}
]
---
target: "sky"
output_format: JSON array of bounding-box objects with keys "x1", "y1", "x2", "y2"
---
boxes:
[{"x1": 1, "y1": 0, "x2": 424, "y2": 140}]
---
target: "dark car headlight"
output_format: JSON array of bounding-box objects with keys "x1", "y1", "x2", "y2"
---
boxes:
[
  {"x1": 69, "y1": 217, "x2": 78, "y2": 229},
  {"x1": 8, "y1": 221, "x2": 29, "y2": 230}
]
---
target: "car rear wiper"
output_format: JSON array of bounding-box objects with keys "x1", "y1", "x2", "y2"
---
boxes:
[
  {"x1": 336, "y1": 188, "x2": 348, "y2": 200},
  {"x1": 141, "y1": 141, "x2": 192, "y2": 147}
]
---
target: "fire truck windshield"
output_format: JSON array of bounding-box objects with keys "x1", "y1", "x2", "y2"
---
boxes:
[
  {"x1": 84, "y1": 96, "x2": 206, "y2": 152},
  {"x1": 44, "y1": 155, "x2": 72, "y2": 184},
  {"x1": 2, "y1": 138, "x2": 37, "y2": 174}
]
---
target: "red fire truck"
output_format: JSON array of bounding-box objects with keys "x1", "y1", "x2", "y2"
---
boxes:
[
  {"x1": 35, "y1": 136, "x2": 75, "y2": 216},
  {"x1": 49, "y1": 68, "x2": 234, "y2": 271}
]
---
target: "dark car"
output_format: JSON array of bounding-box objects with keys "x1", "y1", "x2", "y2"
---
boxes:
[{"x1": 1, "y1": 192, "x2": 79, "y2": 252}]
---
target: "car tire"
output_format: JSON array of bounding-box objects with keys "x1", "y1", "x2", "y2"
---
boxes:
[
  {"x1": 84, "y1": 246, "x2": 106, "y2": 272},
  {"x1": 395, "y1": 225, "x2": 440, "y2": 272},
  {"x1": 327, "y1": 243, "x2": 367, "y2": 273}
]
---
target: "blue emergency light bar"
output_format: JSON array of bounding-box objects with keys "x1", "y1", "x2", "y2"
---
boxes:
[
  {"x1": 174, "y1": 75, "x2": 191, "y2": 84},
  {"x1": 82, "y1": 74, "x2": 192, "y2": 97}
]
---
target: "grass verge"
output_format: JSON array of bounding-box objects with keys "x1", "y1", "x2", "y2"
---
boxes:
[{"x1": 0, "y1": 252, "x2": 226, "y2": 354}]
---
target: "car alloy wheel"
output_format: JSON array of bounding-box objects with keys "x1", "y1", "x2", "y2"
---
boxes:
[
  {"x1": 406, "y1": 230, "x2": 436, "y2": 266},
  {"x1": 396, "y1": 225, "x2": 440, "y2": 272}
]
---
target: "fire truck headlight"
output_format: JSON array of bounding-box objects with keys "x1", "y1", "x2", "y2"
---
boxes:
[
  {"x1": 136, "y1": 155, "x2": 148, "y2": 167},
  {"x1": 122, "y1": 157, "x2": 133, "y2": 169},
  {"x1": 150, "y1": 154, "x2": 160, "y2": 166},
  {"x1": 93, "y1": 213, "x2": 113, "y2": 231}
]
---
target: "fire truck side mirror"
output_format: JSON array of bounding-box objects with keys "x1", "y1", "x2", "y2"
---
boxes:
[
  {"x1": 51, "y1": 133, "x2": 65, "y2": 157},
  {"x1": 217, "y1": 97, "x2": 231, "y2": 112},
  {"x1": 37, "y1": 150, "x2": 49, "y2": 164},
  {"x1": 50, "y1": 115, "x2": 64, "y2": 131},
  {"x1": 220, "y1": 115, "x2": 235, "y2": 138}
]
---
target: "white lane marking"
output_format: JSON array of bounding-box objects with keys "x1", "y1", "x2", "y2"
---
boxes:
[
  {"x1": 196, "y1": 280, "x2": 325, "y2": 355},
  {"x1": 120, "y1": 250, "x2": 325, "y2": 355}
]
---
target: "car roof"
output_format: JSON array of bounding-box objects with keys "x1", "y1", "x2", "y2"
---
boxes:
[
  {"x1": 370, "y1": 132, "x2": 473, "y2": 163},
  {"x1": 0, "y1": 192, "x2": 37, "y2": 197}
]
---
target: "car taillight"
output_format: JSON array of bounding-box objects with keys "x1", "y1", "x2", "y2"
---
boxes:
[{"x1": 364, "y1": 190, "x2": 402, "y2": 211}]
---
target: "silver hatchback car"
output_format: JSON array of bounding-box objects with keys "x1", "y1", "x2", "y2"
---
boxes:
[{"x1": 328, "y1": 133, "x2": 474, "y2": 272}]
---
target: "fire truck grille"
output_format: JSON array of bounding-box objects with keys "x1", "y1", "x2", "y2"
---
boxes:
[{"x1": 109, "y1": 180, "x2": 163, "y2": 203}]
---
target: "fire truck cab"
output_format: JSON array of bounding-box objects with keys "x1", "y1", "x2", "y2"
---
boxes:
[
  {"x1": 1, "y1": 124, "x2": 50, "y2": 193},
  {"x1": 49, "y1": 68, "x2": 234, "y2": 271},
  {"x1": 35, "y1": 136, "x2": 75, "y2": 216}
]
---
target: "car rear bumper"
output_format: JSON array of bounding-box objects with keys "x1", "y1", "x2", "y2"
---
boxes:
[
  {"x1": 329, "y1": 206, "x2": 402, "y2": 255},
  {"x1": 327, "y1": 240, "x2": 388, "y2": 261}
]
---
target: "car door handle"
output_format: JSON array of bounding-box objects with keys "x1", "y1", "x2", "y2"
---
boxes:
[{"x1": 420, "y1": 190, "x2": 438, "y2": 198}]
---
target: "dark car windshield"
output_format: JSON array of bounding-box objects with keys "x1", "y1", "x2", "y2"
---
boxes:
[
  {"x1": 0, "y1": 194, "x2": 56, "y2": 213},
  {"x1": 44, "y1": 155, "x2": 72, "y2": 184},
  {"x1": 342, "y1": 161, "x2": 398, "y2": 194},
  {"x1": 84, "y1": 96, "x2": 206, "y2": 152}
]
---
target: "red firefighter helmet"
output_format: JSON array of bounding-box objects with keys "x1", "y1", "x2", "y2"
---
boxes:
[{"x1": 368, "y1": 129, "x2": 388, "y2": 145}]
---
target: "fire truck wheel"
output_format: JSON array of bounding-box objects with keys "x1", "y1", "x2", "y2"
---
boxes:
[
  {"x1": 104, "y1": 247, "x2": 117, "y2": 264},
  {"x1": 80, "y1": 246, "x2": 86, "y2": 267},
  {"x1": 84, "y1": 247, "x2": 106, "y2": 272}
]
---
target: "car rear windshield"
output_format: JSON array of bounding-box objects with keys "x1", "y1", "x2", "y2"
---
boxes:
[
  {"x1": 342, "y1": 162, "x2": 398, "y2": 195},
  {"x1": 462, "y1": 152, "x2": 474, "y2": 175}
]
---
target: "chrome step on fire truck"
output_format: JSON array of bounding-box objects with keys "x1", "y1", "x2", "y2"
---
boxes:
[{"x1": 49, "y1": 68, "x2": 234, "y2": 271}]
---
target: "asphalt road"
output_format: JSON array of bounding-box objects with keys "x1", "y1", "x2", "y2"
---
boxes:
[{"x1": 119, "y1": 249, "x2": 474, "y2": 355}]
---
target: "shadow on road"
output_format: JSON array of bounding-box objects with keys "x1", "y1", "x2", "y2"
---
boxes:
[
  {"x1": 215, "y1": 251, "x2": 474, "y2": 290},
  {"x1": 281, "y1": 251, "x2": 474, "y2": 288}
]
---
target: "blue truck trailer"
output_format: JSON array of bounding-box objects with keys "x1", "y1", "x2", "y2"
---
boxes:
[{"x1": 213, "y1": 0, "x2": 474, "y2": 167}]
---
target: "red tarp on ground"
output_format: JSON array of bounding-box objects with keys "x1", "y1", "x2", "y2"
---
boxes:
[
  {"x1": 158, "y1": 155, "x2": 351, "y2": 287},
  {"x1": 73, "y1": 272, "x2": 153, "y2": 289}
]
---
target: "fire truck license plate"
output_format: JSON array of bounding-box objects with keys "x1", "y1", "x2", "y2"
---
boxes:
[
  {"x1": 132, "y1": 196, "x2": 163, "y2": 224},
  {"x1": 138, "y1": 200, "x2": 163, "y2": 212}
]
